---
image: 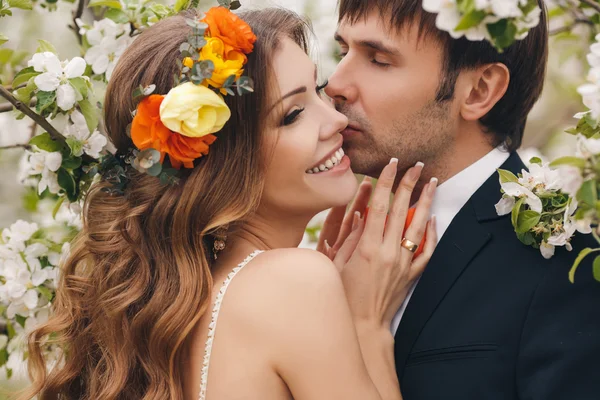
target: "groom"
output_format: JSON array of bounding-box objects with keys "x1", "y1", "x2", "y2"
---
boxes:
[{"x1": 324, "y1": 0, "x2": 600, "y2": 398}]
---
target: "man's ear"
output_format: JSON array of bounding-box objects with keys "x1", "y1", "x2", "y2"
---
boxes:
[{"x1": 460, "y1": 63, "x2": 510, "y2": 121}]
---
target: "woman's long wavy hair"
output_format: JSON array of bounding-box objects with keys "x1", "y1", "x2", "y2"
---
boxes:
[{"x1": 21, "y1": 8, "x2": 309, "y2": 400}]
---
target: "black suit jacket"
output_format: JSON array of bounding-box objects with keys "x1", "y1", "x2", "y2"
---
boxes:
[{"x1": 395, "y1": 152, "x2": 600, "y2": 400}]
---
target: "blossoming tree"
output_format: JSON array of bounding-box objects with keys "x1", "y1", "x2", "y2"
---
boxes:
[{"x1": 1, "y1": 0, "x2": 600, "y2": 386}]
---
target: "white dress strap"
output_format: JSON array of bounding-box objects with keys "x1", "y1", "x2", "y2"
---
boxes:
[{"x1": 198, "y1": 250, "x2": 263, "y2": 400}]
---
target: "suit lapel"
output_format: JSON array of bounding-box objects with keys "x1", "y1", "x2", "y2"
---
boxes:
[{"x1": 394, "y1": 152, "x2": 527, "y2": 377}]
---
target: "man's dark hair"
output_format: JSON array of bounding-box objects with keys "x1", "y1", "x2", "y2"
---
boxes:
[{"x1": 338, "y1": 0, "x2": 548, "y2": 152}]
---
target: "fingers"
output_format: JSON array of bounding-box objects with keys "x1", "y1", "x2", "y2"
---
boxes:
[
  {"x1": 400, "y1": 177, "x2": 438, "y2": 267},
  {"x1": 362, "y1": 158, "x2": 399, "y2": 242},
  {"x1": 333, "y1": 177, "x2": 373, "y2": 251},
  {"x1": 382, "y1": 162, "x2": 424, "y2": 248},
  {"x1": 333, "y1": 212, "x2": 365, "y2": 271},
  {"x1": 409, "y1": 215, "x2": 437, "y2": 280},
  {"x1": 316, "y1": 205, "x2": 347, "y2": 254}
]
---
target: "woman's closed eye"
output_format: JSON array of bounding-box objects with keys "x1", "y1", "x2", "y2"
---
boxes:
[{"x1": 283, "y1": 108, "x2": 305, "y2": 126}]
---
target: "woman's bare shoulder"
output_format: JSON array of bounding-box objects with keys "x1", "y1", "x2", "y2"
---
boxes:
[{"x1": 228, "y1": 248, "x2": 346, "y2": 328}]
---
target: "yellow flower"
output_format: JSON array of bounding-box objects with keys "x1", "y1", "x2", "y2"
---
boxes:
[
  {"x1": 183, "y1": 57, "x2": 194, "y2": 68},
  {"x1": 159, "y1": 82, "x2": 231, "y2": 138},
  {"x1": 200, "y1": 37, "x2": 245, "y2": 89}
]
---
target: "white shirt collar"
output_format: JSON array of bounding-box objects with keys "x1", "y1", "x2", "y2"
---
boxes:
[{"x1": 431, "y1": 147, "x2": 510, "y2": 241}]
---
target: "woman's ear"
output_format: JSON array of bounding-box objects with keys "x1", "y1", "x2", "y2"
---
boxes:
[{"x1": 460, "y1": 63, "x2": 510, "y2": 122}]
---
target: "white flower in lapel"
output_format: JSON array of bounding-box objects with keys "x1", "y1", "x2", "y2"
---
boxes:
[
  {"x1": 499, "y1": 181, "x2": 543, "y2": 213},
  {"x1": 495, "y1": 196, "x2": 515, "y2": 216}
]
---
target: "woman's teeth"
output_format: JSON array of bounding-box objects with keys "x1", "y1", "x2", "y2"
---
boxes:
[{"x1": 306, "y1": 148, "x2": 345, "y2": 174}]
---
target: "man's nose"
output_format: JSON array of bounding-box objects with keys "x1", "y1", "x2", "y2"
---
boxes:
[{"x1": 325, "y1": 60, "x2": 357, "y2": 107}]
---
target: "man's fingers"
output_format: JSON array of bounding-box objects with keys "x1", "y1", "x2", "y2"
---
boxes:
[
  {"x1": 361, "y1": 159, "x2": 399, "y2": 242},
  {"x1": 317, "y1": 205, "x2": 346, "y2": 253},
  {"x1": 333, "y1": 177, "x2": 373, "y2": 251}
]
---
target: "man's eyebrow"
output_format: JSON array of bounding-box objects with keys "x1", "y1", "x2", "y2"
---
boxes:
[{"x1": 334, "y1": 32, "x2": 399, "y2": 57}]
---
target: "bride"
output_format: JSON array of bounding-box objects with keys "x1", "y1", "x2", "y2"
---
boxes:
[{"x1": 23, "y1": 5, "x2": 437, "y2": 400}]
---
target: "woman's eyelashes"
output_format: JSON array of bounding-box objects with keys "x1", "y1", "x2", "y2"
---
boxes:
[
  {"x1": 316, "y1": 80, "x2": 328, "y2": 94},
  {"x1": 281, "y1": 81, "x2": 328, "y2": 126},
  {"x1": 283, "y1": 108, "x2": 304, "y2": 126}
]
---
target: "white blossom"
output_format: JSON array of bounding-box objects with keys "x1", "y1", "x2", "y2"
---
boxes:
[
  {"x1": 28, "y1": 52, "x2": 87, "y2": 111},
  {"x1": 540, "y1": 241, "x2": 556, "y2": 259},
  {"x1": 64, "y1": 110, "x2": 107, "y2": 158},
  {"x1": 82, "y1": 19, "x2": 134, "y2": 81},
  {"x1": 500, "y1": 181, "x2": 543, "y2": 213},
  {"x1": 495, "y1": 196, "x2": 515, "y2": 216},
  {"x1": 518, "y1": 163, "x2": 563, "y2": 193},
  {"x1": 557, "y1": 166, "x2": 584, "y2": 197}
]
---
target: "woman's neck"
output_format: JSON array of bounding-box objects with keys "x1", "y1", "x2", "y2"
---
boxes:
[{"x1": 214, "y1": 208, "x2": 315, "y2": 268}]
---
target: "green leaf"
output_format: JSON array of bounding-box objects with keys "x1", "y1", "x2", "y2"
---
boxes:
[
  {"x1": 69, "y1": 77, "x2": 88, "y2": 99},
  {"x1": 61, "y1": 155, "x2": 82, "y2": 169},
  {"x1": 52, "y1": 196, "x2": 65, "y2": 219},
  {"x1": 105, "y1": 8, "x2": 130, "y2": 23},
  {"x1": 0, "y1": 349, "x2": 8, "y2": 367},
  {"x1": 7, "y1": 0, "x2": 33, "y2": 10},
  {"x1": 14, "y1": 78, "x2": 36, "y2": 103},
  {"x1": 36, "y1": 39, "x2": 57, "y2": 54},
  {"x1": 455, "y1": 10, "x2": 486, "y2": 31},
  {"x1": 549, "y1": 156, "x2": 586, "y2": 169},
  {"x1": 0, "y1": 48, "x2": 13, "y2": 64},
  {"x1": 174, "y1": 0, "x2": 189, "y2": 12},
  {"x1": 593, "y1": 255, "x2": 600, "y2": 283},
  {"x1": 37, "y1": 285, "x2": 54, "y2": 301},
  {"x1": 512, "y1": 197, "x2": 525, "y2": 229},
  {"x1": 498, "y1": 169, "x2": 519, "y2": 183},
  {"x1": 12, "y1": 66, "x2": 40, "y2": 88},
  {"x1": 15, "y1": 314, "x2": 27, "y2": 328},
  {"x1": 78, "y1": 99, "x2": 99, "y2": 133},
  {"x1": 88, "y1": 0, "x2": 122, "y2": 8},
  {"x1": 57, "y1": 168, "x2": 77, "y2": 200},
  {"x1": 569, "y1": 248, "x2": 598, "y2": 283},
  {"x1": 529, "y1": 157, "x2": 542, "y2": 166},
  {"x1": 22, "y1": 188, "x2": 39, "y2": 212},
  {"x1": 6, "y1": 321, "x2": 15, "y2": 340},
  {"x1": 516, "y1": 210, "x2": 541, "y2": 234},
  {"x1": 36, "y1": 90, "x2": 56, "y2": 114},
  {"x1": 0, "y1": 34, "x2": 7, "y2": 46},
  {"x1": 577, "y1": 179, "x2": 597, "y2": 207},
  {"x1": 30, "y1": 132, "x2": 63, "y2": 152},
  {"x1": 517, "y1": 231, "x2": 537, "y2": 247},
  {"x1": 487, "y1": 19, "x2": 518, "y2": 51}
]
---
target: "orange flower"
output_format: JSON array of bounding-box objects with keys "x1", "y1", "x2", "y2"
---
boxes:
[
  {"x1": 130, "y1": 95, "x2": 217, "y2": 169},
  {"x1": 202, "y1": 6, "x2": 257, "y2": 56}
]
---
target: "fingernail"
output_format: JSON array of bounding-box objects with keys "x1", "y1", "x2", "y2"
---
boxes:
[
  {"x1": 324, "y1": 239, "x2": 331, "y2": 251},
  {"x1": 362, "y1": 175, "x2": 369, "y2": 183},
  {"x1": 409, "y1": 165, "x2": 423, "y2": 181},
  {"x1": 415, "y1": 161, "x2": 424, "y2": 168},
  {"x1": 352, "y1": 211, "x2": 361, "y2": 231},
  {"x1": 390, "y1": 158, "x2": 399, "y2": 164},
  {"x1": 428, "y1": 178, "x2": 438, "y2": 194}
]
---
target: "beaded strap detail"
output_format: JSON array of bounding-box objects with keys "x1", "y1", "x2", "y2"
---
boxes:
[{"x1": 198, "y1": 250, "x2": 263, "y2": 400}]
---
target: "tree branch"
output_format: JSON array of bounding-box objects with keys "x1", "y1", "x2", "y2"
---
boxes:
[
  {"x1": 550, "y1": 18, "x2": 595, "y2": 36},
  {"x1": 0, "y1": 143, "x2": 32, "y2": 151},
  {"x1": 0, "y1": 85, "x2": 66, "y2": 146},
  {"x1": 579, "y1": 0, "x2": 600, "y2": 14},
  {"x1": 0, "y1": 98, "x2": 36, "y2": 113},
  {"x1": 69, "y1": 0, "x2": 87, "y2": 45}
]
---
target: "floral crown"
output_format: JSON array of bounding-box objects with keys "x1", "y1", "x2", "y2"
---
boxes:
[{"x1": 118, "y1": 2, "x2": 256, "y2": 186}]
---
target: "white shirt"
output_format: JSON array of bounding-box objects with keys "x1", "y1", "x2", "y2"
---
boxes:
[{"x1": 390, "y1": 147, "x2": 511, "y2": 335}]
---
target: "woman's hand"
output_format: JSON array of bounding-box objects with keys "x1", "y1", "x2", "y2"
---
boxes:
[{"x1": 326, "y1": 159, "x2": 438, "y2": 328}]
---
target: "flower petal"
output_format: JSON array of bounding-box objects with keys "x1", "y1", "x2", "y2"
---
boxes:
[
  {"x1": 34, "y1": 72, "x2": 60, "y2": 92},
  {"x1": 64, "y1": 57, "x2": 86, "y2": 79},
  {"x1": 57, "y1": 83, "x2": 77, "y2": 111}
]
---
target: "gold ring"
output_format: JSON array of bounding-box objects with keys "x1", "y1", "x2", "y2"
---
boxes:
[{"x1": 401, "y1": 238, "x2": 418, "y2": 253}]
